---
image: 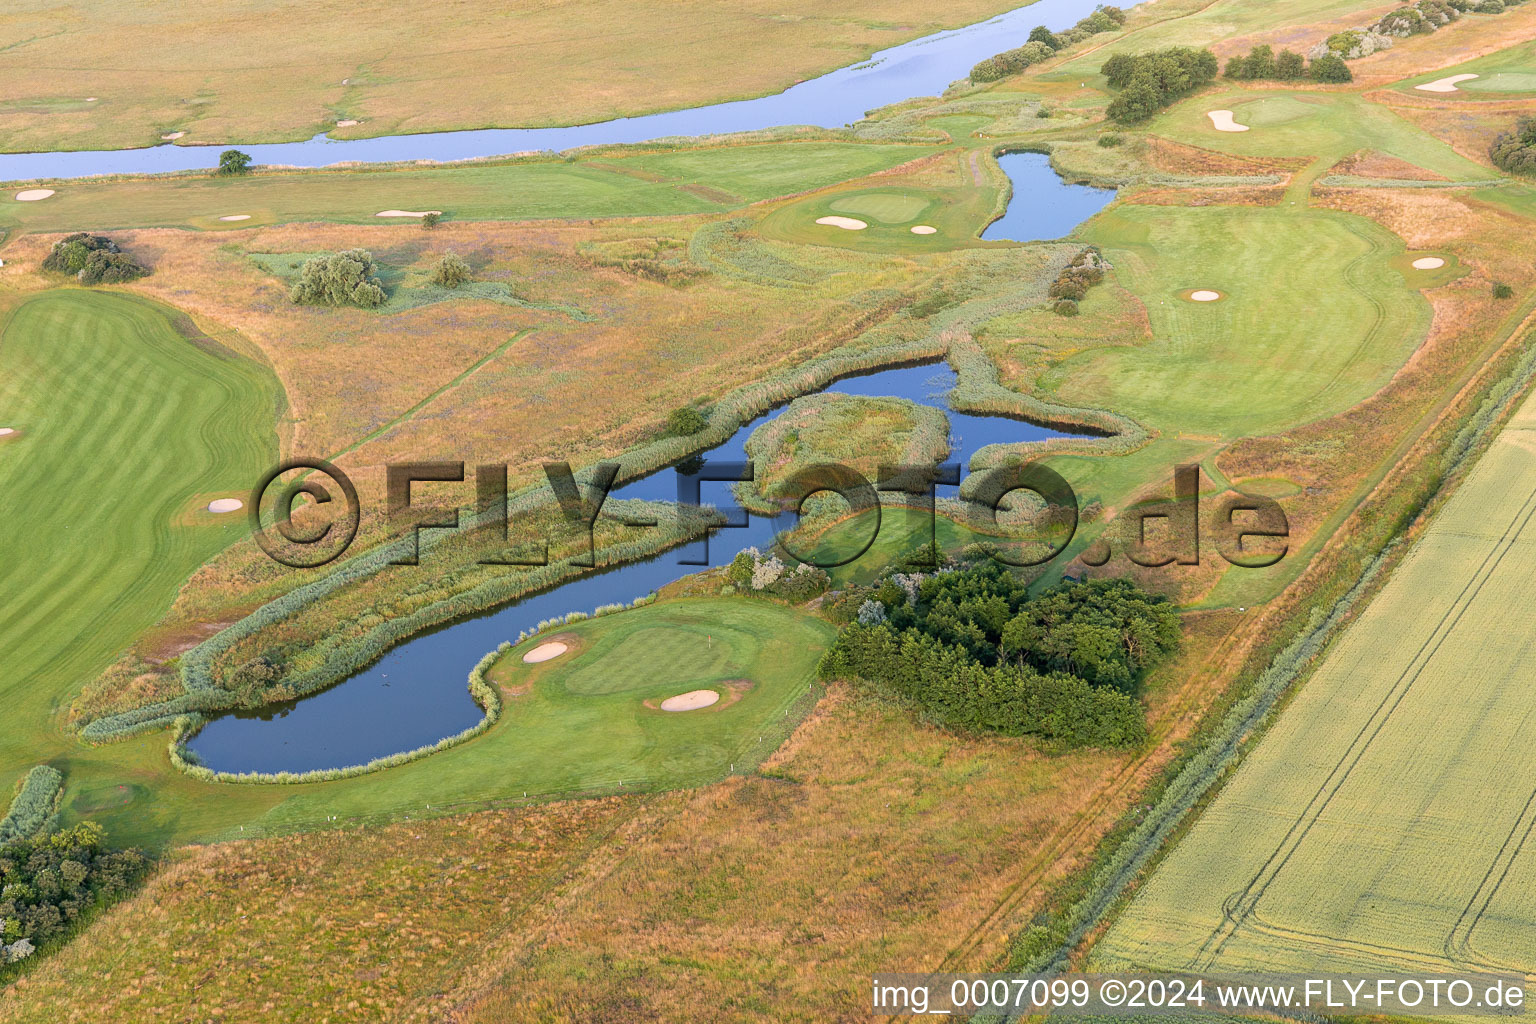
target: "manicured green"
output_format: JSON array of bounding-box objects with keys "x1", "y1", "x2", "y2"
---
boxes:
[
  {"x1": 758, "y1": 183, "x2": 1001, "y2": 252},
  {"x1": 0, "y1": 290, "x2": 280, "y2": 846},
  {"x1": 0, "y1": 142, "x2": 941, "y2": 235},
  {"x1": 1395, "y1": 38, "x2": 1536, "y2": 94},
  {"x1": 1067, "y1": 203, "x2": 1430, "y2": 437}
]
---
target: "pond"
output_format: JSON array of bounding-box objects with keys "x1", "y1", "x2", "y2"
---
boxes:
[
  {"x1": 187, "y1": 361, "x2": 1085, "y2": 773},
  {"x1": 0, "y1": 0, "x2": 1133, "y2": 181},
  {"x1": 982, "y1": 151, "x2": 1116, "y2": 241}
]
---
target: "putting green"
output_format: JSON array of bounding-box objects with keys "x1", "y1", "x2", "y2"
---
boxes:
[
  {"x1": 482, "y1": 599, "x2": 834, "y2": 791},
  {"x1": 1068, "y1": 203, "x2": 1429, "y2": 437},
  {"x1": 1461, "y1": 72, "x2": 1536, "y2": 93},
  {"x1": 828, "y1": 191, "x2": 931, "y2": 223}
]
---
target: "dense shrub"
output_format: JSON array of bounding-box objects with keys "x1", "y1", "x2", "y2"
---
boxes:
[
  {"x1": 666, "y1": 405, "x2": 708, "y2": 436},
  {"x1": 1309, "y1": 54, "x2": 1354, "y2": 82},
  {"x1": 1053, "y1": 298, "x2": 1081, "y2": 316},
  {"x1": 430, "y1": 252, "x2": 471, "y2": 288},
  {"x1": 1225, "y1": 45, "x2": 1306, "y2": 81},
  {"x1": 420, "y1": 211, "x2": 440, "y2": 229},
  {"x1": 1493, "y1": 282, "x2": 1514, "y2": 299},
  {"x1": 1490, "y1": 117, "x2": 1536, "y2": 176},
  {"x1": 821, "y1": 624, "x2": 1146, "y2": 747},
  {"x1": 1046, "y1": 247, "x2": 1109, "y2": 312},
  {"x1": 289, "y1": 249, "x2": 387, "y2": 307},
  {"x1": 1097, "y1": 133, "x2": 1123, "y2": 147},
  {"x1": 0, "y1": 824, "x2": 146, "y2": 970},
  {"x1": 40, "y1": 233, "x2": 148, "y2": 284},
  {"x1": 0, "y1": 767, "x2": 63, "y2": 844},
  {"x1": 1102, "y1": 47, "x2": 1219, "y2": 124},
  {"x1": 217, "y1": 149, "x2": 252, "y2": 175},
  {"x1": 970, "y1": 7, "x2": 1124, "y2": 81},
  {"x1": 724, "y1": 547, "x2": 831, "y2": 601},
  {"x1": 820, "y1": 564, "x2": 1175, "y2": 746}
]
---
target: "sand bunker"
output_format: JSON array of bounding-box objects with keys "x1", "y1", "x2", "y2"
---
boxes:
[
  {"x1": 376, "y1": 209, "x2": 442, "y2": 218},
  {"x1": 15, "y1": 189, "x2": 54, "y2": 202},
  {"x1": 910, "y1": 225, "x2": 938, "y2": 235},
  {"x1": 1416, "y1": 74, "x2": 1478, "y2": 93},
  {"x1": 207, "y1": 498, "x2": 244, "y2": 514},
  {"x1": 161, "y1": 131, "x2": 185, "y2": 140},
  {"x1": 1412, "y1": 256, "x2": 1446, "y2": 270},
  {"x1": 659, "y1": 689, "x2": 720, "y2": 712},
  {"x1": 218, "y1": 214, "x2": 252, "y2": 222},
  {"x1": 1207, "y1": 110, "x2": 1249, "y2": 133},
  {"x1": 335, "y1": 119, "x2": 359, "y2": 127},
  {"x1": 85, "y1": 97, "x2": 97, "y2": 102},
  {"x1": 1190, "y1": 290, "x2": 1223, "y2": 302},
  {"x1": 0, "y1": 428, "x2": 14, "y2": 437},
  {"x1": 815, "y1": 215, "x2": 868, "y2": 230},
  {"x1": 522, "y1": 641, "x2": 569, "y2": 664}
]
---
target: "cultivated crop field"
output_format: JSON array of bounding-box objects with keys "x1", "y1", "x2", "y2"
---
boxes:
[{"x1": 1095, "y1": 390, "x2": 1536, "y2": 976}]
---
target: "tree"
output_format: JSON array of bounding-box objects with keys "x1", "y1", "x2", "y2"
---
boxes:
[
  {"x1": 40, "y1": 233, "x2": 147, "y2": 284},
  {"x1": 1224, "y1": 56, "x2": 1250, "y2": 80},
  {"x1": 430, "y1": 252, "x2": 471, "y2": 288},
  {"x1": 1490, "y1": 116, "x2": 1536, "y2": 175},
  {"x1": 1242, "y1": 44, "x2": 1276, "y2": 79},
  {"x1": 1101, "y1": 52, "x2": 1139, "y2": 89},
  {"x1": 217, "y1": 149, "x2": 252, "y2": 175},
  {"x1": 666, "y1": 406, "x2": 708, "y2": 436},
  {"x1": 1106, "y1": 76, "x2": 1163, "y2": 123},
  {"x1": 289, "y1": 249, "x2": 387, "y2": 308},
  {"x1": 1309, "y1": 54, "x2": 1353, "y2": 83},
  {"x1": 1275, "y1": 49, "x2": 1306, "y2": 80},
  {"x1": 1028, "y1": 25, "x2": 1060, "y2": 49}
]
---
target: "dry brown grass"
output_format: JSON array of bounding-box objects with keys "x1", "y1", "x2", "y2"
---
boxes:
[
  {"x1": 0, "y1": 799, "x2": 634, "y2": 1024},
  {"x1": 1123, "y1": 184, "x2": 1288, "y2": 207},
  {"x1": 1329, "y1": 148, "x2": 1449, "y2": 181},
  {"x1": 1349, "y1": 3, "x2": 1536, "y2": 87},
  {"x1": 0, "y1": 0, "x2": 1029, "y2": 153},
  {"x1": 1141, "y1": 136, "x2": 1306, "y2": 178}
]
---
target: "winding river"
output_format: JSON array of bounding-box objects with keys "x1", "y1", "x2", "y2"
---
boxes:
[
  {"x1": 0, "y1": 0, "x2": 1126, "y2": 182},
  {"x1": 152, "y1": 0, "x2": 1123, "y2": 772}
]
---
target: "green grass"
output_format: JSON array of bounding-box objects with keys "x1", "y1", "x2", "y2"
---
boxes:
[
  {"x1": 757, "y1": 183, "x2": 999, "y2": 252},
  {"x1": 1395, "y1": 38, "x2": 1536, "y2": 95},
  {"x1": 0, "y1": 142, "x2": 941, "y2": 235},
  {"x1": 1092, "y1": 391, "x2": 1536, "y2": 977},
  {"x1": 1066, "y1": 203, "x2": 1429, "y2": 437},
  {"x1": 1151, "y1": 90, "x2": 1497, "y2": 188},
  {"x1": 0, "y1": 289, "x2": 280, "y2": 844}
]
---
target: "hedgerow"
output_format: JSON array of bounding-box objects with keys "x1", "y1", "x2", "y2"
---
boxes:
[
  {"x1": 0, "y1": 767, "x2": 63, "y2": 844},
  {"x1": 970, "y1": 7, "x2": 1127, "y2": 83}
]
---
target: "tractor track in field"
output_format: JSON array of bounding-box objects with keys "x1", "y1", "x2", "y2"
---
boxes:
[{"x1": 1192, "y1": 472, "x2": 1536, "y2": 972}]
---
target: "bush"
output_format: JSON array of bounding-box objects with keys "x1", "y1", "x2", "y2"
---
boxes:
[
  {"x1": 0, "y1": 824, "x2": 146, "y2": 973},
  {"x1": 1036, "y1": 106, "x2": 1052, "y2": 118},
  {"x1": 1028, "y1": 25, "x2": 1060, "y2": 49},
  {"x1": 1309, "y1": 54, "x2": 1354, "y2": 82},
  {"x1": 666, "y1": 405, "x2": 708, "y2": 436},
  {"x1": 420, "y1": 211, "x2": 440, "y2": 229},
  {"x1": 217, "y1": 149, "x2": 252, "y2": 175},
  {"x1": 289, "y1": 249, "x2": 387, "y2": 307},
  {"x1": 0, "y1": 767, "x2": 63, "y2": 844},
  {"x1": 1494, "y1": 282, "x2": 1514, "y2": 299},
  {"x1": 1475, "y1": 0, "x2": 1505, "y2": 11},
  {"x1": 1097, "y1": 133, "x2": 1123, "y2": 147},
  {"x1": 430, "y1": 252, "x2": 471, "y2": 288},
  {"x1": 1275, "y1": 49, "x2": 1307, "y2": 79},
  {"x1": 40, "y1": 233, "x2": 147, "y2": 284},
  {"x1": 1490, "y1": 116, "x2": 1536, "y2": 175},
  {"x1": 1052, "y1": 298, "x2": 1081, "y2": 316}
]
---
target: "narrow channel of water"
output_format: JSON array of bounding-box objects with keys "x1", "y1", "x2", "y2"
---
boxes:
[
  {"x1": 0, "y1": 0, "x2": 1132, "y2": 182},
  {"x1": 188, "y1": 362, "x2": 1082, "y2": 773}
]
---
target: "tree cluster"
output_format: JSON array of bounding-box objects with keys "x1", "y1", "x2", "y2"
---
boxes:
[
  {"x1": 0, "y1": 824, "x2": 146, "y2": 969},
  {"x1": 40, "y1": 233, "x2": 150, "y2": 285},
  {"x1": 289, "y1": 249, "x2": 387, "y2": 308},
  {"x1": 1223, "y1": 45, "x2": 1307, "y2": 81},
  {"x1": 430, "y1": 252, "x2": 471, "y2": 288},
  {"x1": 820, "y1": 563, "x2": 1180, "y2": 747},
  {"x1": 1490, "y1": 117, "x2": 1536, "y2": 176},
  {"x1": 970, "y1": 6, "x2": 1127, "y2": 82},
  {"x1": 723, "y1": 547, "x2": 831, "y2": 602},
  {"x1": 1101, "y1": 47, "x2": 1220, "y2": 124}
]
